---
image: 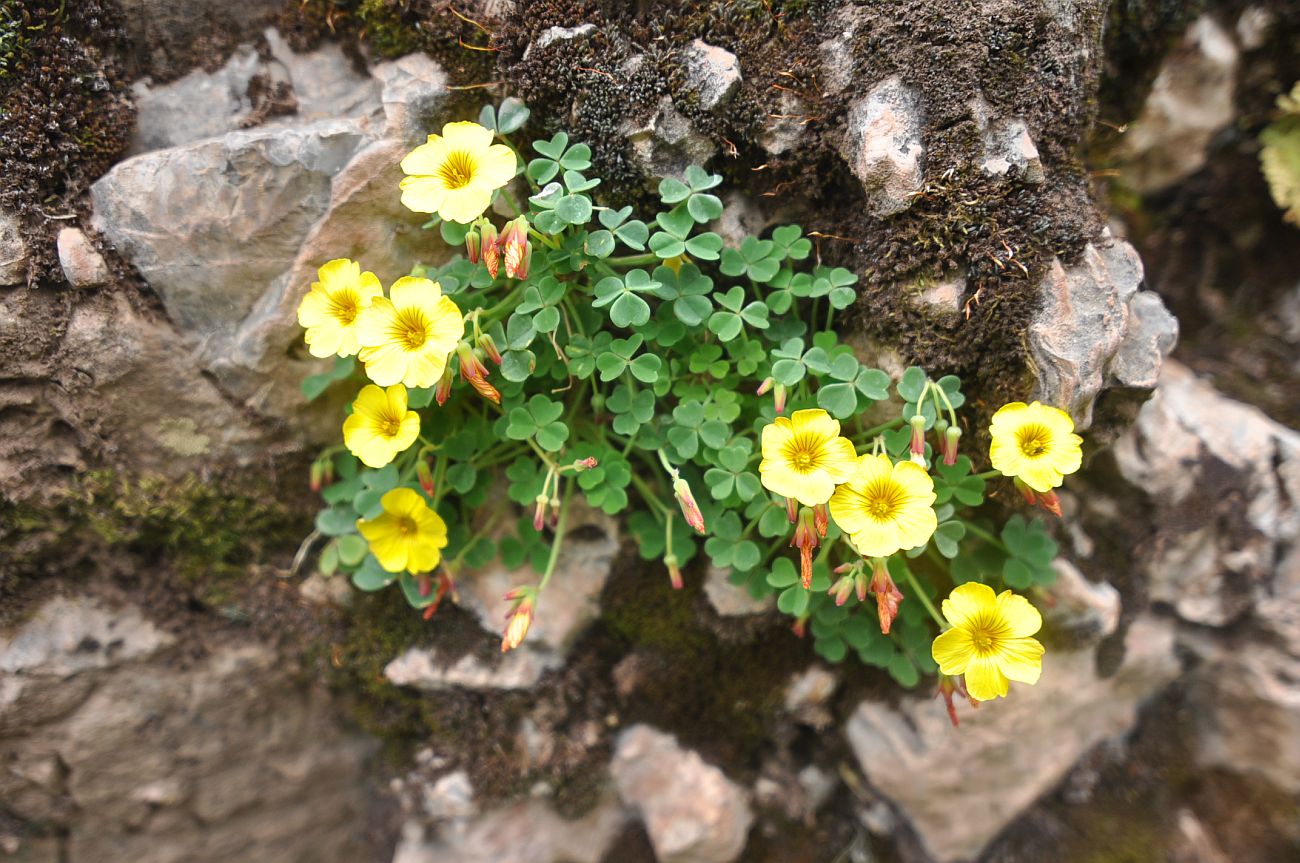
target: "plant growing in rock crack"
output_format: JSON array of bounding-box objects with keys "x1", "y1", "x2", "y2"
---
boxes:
[{"x1": 295, "y1": 98, "x2": 1087, "y2": 721}]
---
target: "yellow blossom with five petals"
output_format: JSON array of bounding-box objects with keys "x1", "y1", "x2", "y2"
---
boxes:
[
  {"x1": 399, "y1": 121, "x2": 517, "y2": 224},
  {"x1": 829, "y1": 453, "x2": 937, "y2": 558},
  {"x1": 296, "y1": 258, "x2": 383, "y2": 358},
  {"x1": 930, "y1": 581, "x2": 1044, "y2": 701},
  {"x1": 989, "y1": 401, "x2": 1083, "y2": 493},
  {"x1": 356, "y1": 488, "x2": 448, "y2": 574},
  {"x1": 758, "y1": 409, "x2": 858, "y2": 506},
  {"x1": 357, "y1": 276, "x2": 464, "y2": 388},
  {"x1": 342, "y1": 384, "x2": 421, "y2": 468}
]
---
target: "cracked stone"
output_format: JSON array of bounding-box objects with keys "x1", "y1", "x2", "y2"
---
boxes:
[{"x1": 840, "y1": 77, "x2": 924, "y2": 217}]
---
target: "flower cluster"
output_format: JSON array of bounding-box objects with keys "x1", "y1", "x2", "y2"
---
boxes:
[{"x1": 296, "y1": 101, "x2": 1089, "y2": 715}]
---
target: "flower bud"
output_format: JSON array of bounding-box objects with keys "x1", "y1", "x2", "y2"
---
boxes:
[
  {"x1": 435, "y1": 364, "x2": 454, "y2": 407},
  {"x1": 573, "y1": 456, "x2": 599, "y2": 471},
  {"x1": 309, "y1": 460, "x2": 324, "y2": 493},
  {"x1": 501, "y1": 597, "x2": 534, "y2": 652},
  {"x1": 501, "y1": 216, "x2": 532, "y2": 280},
  {"x1": 481, "y1": 221, "x2": 501, "y2": 278},
  {"x1": 773, "y1": 383, "x2": 787, "y2": 415},
  {"x1": 791, "y1": 507, "x2": 820, "y2": 589},
  {"x1": 813, "y1": 503, "x2": 829, "y2": 538},
  {"x1": 909, "y1": 414, "x2": 927, "y2": 457},
  {"x1": 829, "y1": 575, "x2": 855, "y2": 606},
  {"x1": 478, "y1": 331, "x2": 502, "y2": 365},
  {"x1": 322, "y1": 459, "x2": 334, "y2": 486},
  {"x1": 756, "y1": 377, "x2": 774, "y2": 396},
  {"x1": 910, "y1": 451, "x2": 927, "y2": 468},
  {"x1": 533, "y1": 494, "x2": 549, "y2": 532},
  {"x1": 855, "y1": 569, "x2": 870, "y2": 603},
  {"x1": 417, "y1": 572, "x2": 433, "y2": 597},
  {"x1": 664, "y1": 554, "x2": 684, "y2": 590},
  {"x1": 465, "y1": 221, "x2": 482, "y2": 264},
  {"x1": 943, "y1": 426, "x2": 962, "y2": 466},
  {"x1": 1037, "y1": 489, "x2": 1062, "y2": 517},
  {"x1": 416, "y1": 459, "x2": 435, "y2": 496},
  {"x1": 869, "y1": 558, "x2": 904, "y2": 635},
  {"x1": 673, "y1": 476, "x2": 706, "y2": 534},
  {"x1": 785, "y1": 496, "x2": 799, "y2": 524},
  {"x1": 457, "y1": 342, "x2": 500, "y2": 404}
]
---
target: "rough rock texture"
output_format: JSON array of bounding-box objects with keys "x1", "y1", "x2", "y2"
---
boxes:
[
  {"x1": 1119, "y1": 15, "x2": 1240, "y2": 194},
  {"x1": 55, "y1": 229, "x2": 110, "y2": 289},
  {"x1": 682, "y1": 41, "x2": 741, "y2": 113},
  {"x1": 840, "y1": 77, "x2": 924, "y2": 217},
  {"x1": 622, "y1": 94, "x2": 717, "y2": 183},
  {"x1": 0, "y1": 210, "x2": 30, "y2": 286},
  {"x1": 384, "y1": 645, "x2": 562, "y2": 692},
  {"x1": 0, "y1": 594, "x2": 377, "y2": 863},
  {"x1": 612, "y1": 725, "x2": 754, "y2": 863},
  {"x1": 1028, "y1": 234, "x2": 1178, "y2": 426},
  {"x1": 847, "y1": 615, "x2": 1180, "y2": 862},
  {"x1": 703, "y1": 565, "x2": 774, "y2": 617}
]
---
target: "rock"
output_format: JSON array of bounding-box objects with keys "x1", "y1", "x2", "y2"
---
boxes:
[
  {"x1": 1110, "y1": 290, "x2": 1180, "y2": 389},
  {"x1": 263, "y1": 28, "x2": 381, "y2": 122},
  {"x1": 1, "y1": 596, "x2": 375, "y2": 863},
  {"x1": 711, "y1": 191, "x2": 768, "y2": 250},
  {"x1": 1042, "y1": 559, "x2": 1121, "y2": 644},
  {"x1": 841, "y1": 77, "x2": 924, "y2": 217},
  {"x1": 818, "y1": 5, "x2": 864, "y2": 96},
  {"x1": 981, "y1": 118, "x2": 1044, "y2": 183},
  {"x1": 703, "y1": 565, "x2": 775, "y2": 617},
  {"x1": 913, "y1": 271, "x2": 966, "y2": 319},
  {"x1": 1171, "y1": 809, "x2": 1233, "y2": 863},
  {"x1": 384, "y1": 646, "x2": 562, "y2": 692},
  {"x1": 129, "y1": 45, "x2": 265, "y2": 153},
  {"x1": 1119, "y1": 15, "x2": 1239, "y2": 194},
  {"x1": 761, "y1": 90, "x2": 807, "y2": 156},
  {"x1": 118, "y1": 0, "x2": 281, "y2": 79},
  {"x1": 421, "y1": 770, "x2": 477, "y2": 821},
  {"x1": 1235, "y1": 6, "x2": 1275, "y2": 51},
  {"x1": 455, "y1": 502, "x2": 618, "y2": 654},
  {"x1": 782, "y1": 665, "x2": 838, "y2": 730},
  {"x1": 612, "y1": 725, "x2": 753, "y2": 863},
  {"x1": 523, "y1": 24, "x2": 597, "y2": 60},
  {"x1": 1114, "y1": 361, "x2": 1300, "y2": 628},
  {"x1": 683, "y1": 40, "x2": 742, "y2": 112},
  {"x1": 623, "y1": 95, "x2": 717, "y2": 183},
  {"x1": 845, "y1": 615, "x2": 1179, "y2": 862},
  {"x1": 0, "y1": 208, "x2": 28, "y2": 285},
  {"x1": 372, "y1": 53, "x2": 449, "y2": 141},
  {"x1": 299, "y1": 571, "x2": 354, "y2": 607},
  {"x1": 55, "y1": 228, "x2": 110, "y2": 288},
  {"x1": 1028, "y1": 234, "x2": 1177, "y2": 427},
  {"x1": 393, "y1": 794, "x2": 626, "y2": 863}
]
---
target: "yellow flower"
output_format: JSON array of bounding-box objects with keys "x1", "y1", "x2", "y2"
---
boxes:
[
  {"x1": 759, "y1": 409, "x2": 858, "y2": 506},
  {"x1": 296, "y1": 258, "x2": 383, "y2": 358},
  {"x1": 931, "y1": 581, "x2": 1044, "y2": 701},
  {"x1": 357, "y1": 276, "x2": 464, "y2": 388},
  {"x1": 989, "y1": 401, "x2": 1083, "y2": 493},
  {"x1": 399, "y1": 121, "x2": 517, "y2": 224},
  {"x1": 829, "y1": 453, "x2": 937, "y2": 557},
  {"x1": 356, "y1": 488, "x2": 448, "y2": 574},
  {"x1": 342, "y1": 384, "x2": 421, "y2": 468}
]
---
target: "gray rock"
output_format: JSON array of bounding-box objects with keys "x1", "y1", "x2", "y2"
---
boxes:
[
  {"x1": 612, "y1": 725, "x2": 754, "y2": 863},
  {"x1": 372, "y1": 53, "x2": 449, "y2": 141},
  {"x1": 264, "y1": 28, "x2": 381, "y2": 122},
  {"x1": 982, "y1": 117, "x2": 1044, "y2": 183},
  {"x1": 683, "y1": 40, "x2": 742, "y2": 112},
  {"x1": 846, "y1": 616, "x2": 1179, "y2": 862},
  {"x1": 0, "y1": 209, "x2": 28, "y2": 285},
  {"x1": 1043, "y1": 559, "x2": 1121, "y2": 643},
  {"x1": 118, "y1": 0, "x2": 280, "y2": 77},
  {"x1": 782, "y1": 666, "x2": 838, "y2": 730},
  {"x1": 383, "y1": 646, "x2": 562, "y2": 692},
  {"x1": 0, "y1": 596, "x2": 171, "y2": 679},
  {"x1": 1119, "y1": 15, "x2": 1239, "y2": 194},
  {"x1": 392, "y1": 794, "x2": 625, "y2": 863},
  {"x1": 129, "y1": 45, "x2": 264, "y2": 153},
  {"x1": 1115, "y1": 362, "x2": 1300, "y2": 628},
  {"x1": 711, "y1": 191, "x2": 768, "y2": 250},
  {"x1": 1028, "y1": 234, "x2": 1177, "y2": 427},
  {"x1": 421, "y1": 770, "x2": 477, "y2": 821},
  {"x1": 761, "y1": 91, "x2": 808, "y2": 156},
  {"x1": 623, "y1": 96, "x2": 717, "y2": 183},
  {"x1": 913, "y1": 270, "x2": 966, "y2": 319},
  {"x1": 56, "y1": 228, "x2": 110, "y2": 288},
  {"x1": 841, "y1": 77, "x2": 924, "y2": 217},
  {"x1": 703, "y1": 565, "x2": 775, "y2": 617},
  {"x1": 818, "y1": 5, "x2": 865, "y2": 96},
  {"x1": 523, "y1": 24, "x2": 597, "y2": 60}
]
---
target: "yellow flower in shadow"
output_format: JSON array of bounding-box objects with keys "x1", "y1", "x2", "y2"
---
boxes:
[
  {"x1": 357, "y1": 276, "x2": 464, "y2": 388},
  {"x1": 342, "y1": 384, "x2": 420, "y2": 468},
  {"x1": 399, "y1": 121, "x2": 517, "y2": 224},
  {"x1": 829, "y1": 453, "x2": 937, "y2": 558},
  {"x1": 296, "y1": 258, "x2": 383, "y2": 358},
  {"x1": 357, "y1": 488, "x2": 448, "y2": 574},
  {"x1": 931, "y1": 581, "x2": 1044, "y2": 702},
  {"x1": 989, "y1": 401, "x2": 1083, "y2": 493}
]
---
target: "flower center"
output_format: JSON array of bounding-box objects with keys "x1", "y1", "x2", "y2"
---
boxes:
[
  {"x1": 382, "y1": 416, "x2": 402, "y2": 438},
  {"x1": 392, "y1": 309, "x2": 429, "y2": 350},
  {"x1": 966, "y1": 612, "x2": 1010, "y2": 657},
  {"x1": 783, "y1": 434, "x2": 823, "y2": 474},
  {"x1": 395, "y1": 516, "x2": 418, "y2": 536},
  {"x1": 438, "y1": 149, "x2": 476, "y2": 190},
  {"x1": 330, "y1": 290, "x2": 359, "y2": 324},
  {"x1": 859, "y1": 478, "x2": 903, "y2": 521},
  {"x1": 1016, "y1": 424, "x2": 1051, "y2": 458}
]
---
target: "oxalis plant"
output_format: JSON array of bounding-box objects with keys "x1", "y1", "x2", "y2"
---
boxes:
[{"x1": 296, "y1": 98, "x2": 1086, "y2": 724}]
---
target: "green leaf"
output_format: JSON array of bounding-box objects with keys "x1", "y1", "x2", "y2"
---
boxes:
[
  {"x1": 932, "y1": 521, "x2": 966, "y2": 558},
  {"x1": 817, "y1": 382, "x2": 858, "y2": 418},
  {"x1": 315, "y1": 506, "x2": 356, "y2": 537},
  {"x1": 897, "y1": 366, "x2": 928, "y2": 402},
  {"x1": 887, "y1": 653, "x2": 920, "y2": 687},
  {"x1": 555, "y1": 194, "x2": 592, "y2": 224},
  {"x1": 658, "y1": 177, "x2": 691, "y2": 203},
  {"x1": 496, "y1": 97, "x2": 530, "y2": 133},
  {"x1": 352, "y1": 558, "x2": 396, "y2": 591},
  {"x1": 767, "y1": 558, "x2": 799, "y2": 588},
  {"x1": 684, "y1": 232, "x2": 723, "y2": 260},
  {"x1": 585, "y1": 230, "x2": 615, "y2": 258},
  {"x1": 649, "y1": 232, "x2": 686, "y2": 258},
  {"x1": 687, "y1": 193, "x2": 723, "y2": 222},
  {"x1": 628, "y1": 354, "x2": 662, "y2": 382},
  {"x1": 533, "y1": 132, "x2": 568, "y2": 160},
  {"x1": 337, "y1": 534, "x2": 368, "y2": 566},
  {"x1": 707, "y1": 311, "x2": 742, "y2": 341},
  {"x1": 559, "y1": 142, "x2": 592, "y2": 170},
  {"x1": 778, "y1": 584, "x2": 810, "y2": 616},
  {"x1": 855, "y1": 368, "x2": 890, "y2": 400}
]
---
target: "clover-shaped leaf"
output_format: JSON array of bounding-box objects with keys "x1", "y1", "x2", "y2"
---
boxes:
[
  {"x1": 720, "y1": 236, "x2": 780, "y2": 283},
  {"x1": 704, "y1": 444, "x2": 761, "y2": 501},
  {"x1": 933, "y1": 455, "x2": 985, "y2": 506},
  {"x1": 769, "y1": 224, "x2": 812, "y2": 262},
  {"x1": 505, "y1": 394, "x2": 569, "y2": 452},
  {"x1": 652, "y1": 264, "x2": 714, "y2": 327},
  {"x1": 606, "y1": 383, "x2": 656, "y2": 435}
]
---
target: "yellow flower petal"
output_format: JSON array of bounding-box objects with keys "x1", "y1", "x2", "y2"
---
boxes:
[
  {"x1": 759, "y1": 409, "x2": 861, "y2": 506},
  {"x1": 440, "y1": 120, "x2": 494, "y2": 151},
  {"x1": 479, "y1": 143, "x2": 519, "y2": 187},
  {"x1": 996, "y1": 636, "x2": 1045, "y2": 684},
  {"x1": 995, "y1": 589, "x2": 1043, "y2": 637},
  {"x1": 931, "y1": 627, "x2": 975, "y2": 675},
  {"x1": 388, "y1": 276, "x2": 442, "y2": 309},
  {"x1": 357, "y1": 489, "x2": 447, "y2": 574},
  {"x1": 940, "y1": 580, "x2": 998, "y2": 628},
  {"x1": 400, "y1": 137, "x2": 450, "y2": 177},
  {"x1": 399, "y1": 175, "x2": 449, "y2": 215},
  {"x1": 439, "y1": 184, "x2": 495, "y2": 225},
  {"x1": 964, "y1": 656, "x2": 1010, "y2": 701},
  {"x1": 988, "y1": 400, "x2": 1083, "y2": 492}
]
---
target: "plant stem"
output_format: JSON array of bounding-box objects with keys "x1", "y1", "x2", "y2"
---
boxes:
[
  {"x1": 538, "y1": 479, "x2": 573, "y2": 592},
  {"x1": 962, "y1": 519, "x2": 1009, "y2": 551},
  {"x1": 605, "y1": 252, "x2": 661, "y2": 267},
  {"x1": 900, "y1": 564, "x2": 947, "y2": 629}
]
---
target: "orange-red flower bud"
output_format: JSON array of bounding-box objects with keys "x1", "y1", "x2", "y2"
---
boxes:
[
  {"x1": 942, "y1": 426, "x2": 962, "y2": 466},
  {"x1": 481, "y1": 221, "x2": 501, "y2": 278},
  {"x1": 813, "y1": 503, "x2": 829, "y2": 538},
  {"x1": 435, "y1": 364, "x2": 454, "y2": 407},
  {"x1": 756, "y1": 377, "x2": 774, "y2": 396},
  {"x1": 829, "y1": 575, "x2": 855, "y2": 606},
  {"x1": 773, "y1": 383, "x2": 787, "y2": 415},
  {"x1": 309, "y1": 460, "x2": 323, "y2": 493},
  {"x1": 869, "y1": 558, "x2": 904, "y2": 635},
  {"x1": 533, "y1": 494, "x2": 548, "y2": 532},
  {"x1": 416, "y1": 459, "x2": 435, "y2": 496},
  {"x1": 465, "y1": 222, "x2": 482, "y2": 264},
  {"x1": 791, "y1": 507, "x2": 820, "y2": 589},
  {"x1": 502, "y1": 598, "x2": 534, "y2": 652},
  {"x1": 478, "y1": 331, "x2": 502, "y2": 365},
  {"x1": 501, "y1": 216, "x2": 531, "y2": 280},
  {"x1": 673, "y1": 476, "x2": 706, "y2": 534},
  {"x1": 665, "y1": 554, "x2": 683, "y2": 590},
  {"x1": 909, "y1": 414, "x2": 927, "y2": 457}
]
